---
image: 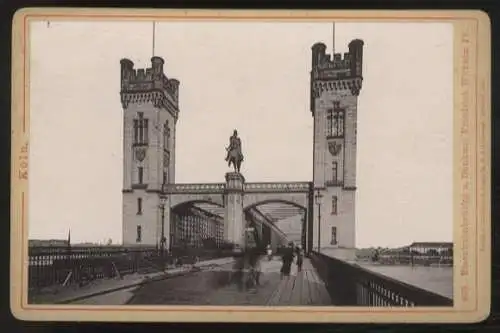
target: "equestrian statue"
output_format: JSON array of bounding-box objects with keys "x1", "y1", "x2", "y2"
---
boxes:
[{"x1": 225, "y1": 129, "x2": 244, "y2": 173}]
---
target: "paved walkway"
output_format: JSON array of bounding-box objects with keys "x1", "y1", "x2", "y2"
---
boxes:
[
  {"x1": 127, "y1": 257, "x2": 332, "y2": 306},
  {"x1": 29, "y1": 257, "x2": 235, "y2": 305}
]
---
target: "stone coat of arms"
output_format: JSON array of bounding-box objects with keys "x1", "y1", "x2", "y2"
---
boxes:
[
  {"x1": 328, "y1": 141, "x2": 342, "y2": 156},
  {"x1": 135, "y1": 148, "x2": 147, "y2": 162}
]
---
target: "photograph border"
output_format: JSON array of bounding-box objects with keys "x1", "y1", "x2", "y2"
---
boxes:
[{"x1": 10, "y1": 8, "x2": 491, "y2": 323}]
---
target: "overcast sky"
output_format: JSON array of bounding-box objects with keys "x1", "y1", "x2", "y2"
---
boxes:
[{"x1": 28, "y1": 20, "x2": 453, "y2": 248}]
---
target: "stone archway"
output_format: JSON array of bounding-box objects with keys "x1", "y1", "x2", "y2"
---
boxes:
[
  {"x1": 243, "y1": 199, "x2": 308, "y2": 251},
  {"x1": 169, "y1": 200, "x2": 225, "y2": 252}
]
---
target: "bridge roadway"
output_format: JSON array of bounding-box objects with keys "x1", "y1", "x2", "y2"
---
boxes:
[{"x1": 73, "y1": 258, "x2": 332, "y2": 306}]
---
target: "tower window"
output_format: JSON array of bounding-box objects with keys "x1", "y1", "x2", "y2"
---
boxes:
[
  {"x1": 136, "y1": 225, "x2": 142, "y2": 243},
  {"x1": 138, "y1": 166, "x2": 143, "y2": 184},
  {"x1": 163, "y1": 121, "x2": 171, "y2": 151},
  {"x1": 331, "y1": 227, "x2": 338, "y2": 245},
  {"x1": 144, "y1": 118, "x2": 149, "y2": 144},
  {"x1": 134, "y1": 112, "x2": 149, "y2": 145},
  {"x1": 133, "y1": 119, "x2": 139, "y2": 143},
  {"x1": 331, "y1": 196, "x2": 338, "y2": 215},
  {"x1": 332, "y1": 161, "x2": 338, "y2": 184},
  {"x1": 327, "y1": 108, "x2": 345, "y2": 138},
  {"x1": 327, "y1": 110, "x2": 333, "y2": 136},
  {"x1": 137, "y1": 198, "x2": 142, "y2": 215},
  {"x1": 163, "y1": 152, "x2": 169, "y2": 185},
  {"x1": 333, "y1": 110, "x2": 344, "y2": 137}
]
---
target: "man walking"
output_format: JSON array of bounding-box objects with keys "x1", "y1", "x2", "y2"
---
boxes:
[
  {"x1": 295, "y1": 244, "x2": 304, "y2": 272},
  {"x1": 280, "y1": 242, "x2": 295, "y2": 279}
]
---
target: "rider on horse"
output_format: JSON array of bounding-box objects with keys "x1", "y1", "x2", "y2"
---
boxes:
[{"x1": 225, "y1": 129, "x2": 244, "y2": 172}]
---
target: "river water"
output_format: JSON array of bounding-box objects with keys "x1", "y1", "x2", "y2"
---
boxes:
[{"x1": 356, "y1": 262, "x2": 454, "y2": 299}]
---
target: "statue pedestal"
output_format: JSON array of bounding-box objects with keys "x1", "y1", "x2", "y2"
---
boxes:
[{"x1": 224, "y1": 172, "x2": 245, "y2": 246}]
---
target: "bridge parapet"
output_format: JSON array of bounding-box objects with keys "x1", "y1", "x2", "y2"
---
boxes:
[
  {"x1": 310, "y1": 252, "x2": 453, "y2": 307},
  {"x1": 163, "y1": 183, "x2": 226, "y2": 194},
  {"x1": 244, "y1": 182, "x2": 311, "y2": 193}
]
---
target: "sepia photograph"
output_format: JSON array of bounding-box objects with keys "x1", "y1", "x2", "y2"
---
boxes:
[{"x1": 10, "y1": 9, "x2": 490, "y2": 323}]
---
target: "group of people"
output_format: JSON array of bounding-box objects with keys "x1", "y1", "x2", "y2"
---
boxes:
[
  {"x1": 279, "y1": 242, "x2": 304, "y2": 279},
  {"x1": 231, "y1": 245, "x2": 262, "y2": 290},
  {"x1": 231, "y1": 242, "x2": 305, "y2": 291}
]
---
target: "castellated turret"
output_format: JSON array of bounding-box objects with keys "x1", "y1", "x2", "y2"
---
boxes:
[
  {"x1": 310, "y1": 39, "x2": 364, "y2": 114},
  {"x1": 121, "y1": 56, "x2": 180, "y2": 247},
  {"x1": 120, "y1": 56, "x2": 180, "y2": 120},
  {"x1": 309, "y1": 38, "x2": 365, "y2": 260}
]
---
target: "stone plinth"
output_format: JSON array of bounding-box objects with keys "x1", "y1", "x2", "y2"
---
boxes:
[
  {"x1": 225, "y1": 172, "x2": 245, "y2": 191},
  {"x1": 224, "y1": 172, "x2": 245, "y2": 246}
]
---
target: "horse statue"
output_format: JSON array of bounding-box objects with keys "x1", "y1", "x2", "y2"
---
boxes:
[{"x1": 225, "y1": 129, "x2": 244, "y2": 173}]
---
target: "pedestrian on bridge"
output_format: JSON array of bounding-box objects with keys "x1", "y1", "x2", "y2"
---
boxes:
[
  {"x1": 280, "y1": 242, "x2": 295, "y2": 279},
  {"x1": 248, "y1": 247, "x2": 262, "y2": 286},
  {"x1": 266, "y1": 244, "x2": 272, "y2": 261},
  {"x1": 295, "y1": 244, "x2": 304, "y2": 272}
]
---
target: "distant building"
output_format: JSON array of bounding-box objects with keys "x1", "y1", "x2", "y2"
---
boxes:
[
  {"x1": 409, "y1": 242, "x2": 453, "y2": 255},
  {"x1": 374, "y1": 242, "x2": 453, "y2": 265},
  {"x1": 28, "y1": 239, "x2": 69, "y2": 247}
]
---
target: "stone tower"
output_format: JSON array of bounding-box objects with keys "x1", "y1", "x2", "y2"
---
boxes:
[
  {"x1": 121, "y1": 57, "x2": 179, "y2": 247},
  {"x1": 310, "y1": 39, "x2": 364, "y2": 260}
]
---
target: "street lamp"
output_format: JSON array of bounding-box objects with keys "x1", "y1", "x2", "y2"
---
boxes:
[
  {"x1": 315, "y1": 189, "x2": 323, "y2": 253},
  {"x1": 159, "y1": 196, "x2": 167, "y2": 270}
]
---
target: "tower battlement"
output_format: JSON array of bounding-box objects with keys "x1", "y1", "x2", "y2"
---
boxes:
[
  {"x1": 120, "y1": 57, "x2": 180, "y2": 112},
  {"x1": 309, "y1": 38, "x2": 364, "y2": 257},
  {"x1": 310, "y1": 39, "x2": 364, "y2": 112},
  {"x1": 311, "y1": 39, "x2": 364, "y2": 81}
]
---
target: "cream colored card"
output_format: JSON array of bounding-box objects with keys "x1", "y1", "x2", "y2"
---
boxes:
[{"x1": 11, "y1": 8, "x2": 491, "y2": 323}]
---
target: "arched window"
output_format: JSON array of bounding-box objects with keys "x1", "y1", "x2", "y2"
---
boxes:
[
  {"x1": 326, "y1": 104, "x2": 345, "y2": 138},
  {"x1": 331, "y1": 196, "x2": 338, "y2": 215},
  {"x1": 332, "y1": 110, "x2": 344, "y2": 137},
  {"x1": 136, "y1": 225, "x2": 142, "y2": 243},
  {"x1": 163, "y1": 152, "x2": 170, "y2": 184},
  {"x1": 134, "y1": 112, "x2": 149, "y2": 145},
  {"x1": 332, "y1": 161, "x2": 338, "y2": 184},
  {"x1": 327, "y1": 110, "x2": 333, "y2": 137},
  {"x1": 331, "y1": 227, "x2": 338, "y2": 245},
  {"x1": 137, "y1": 198, "x2": 142, "y2": 215},
  {"x1": 138, "y1": 166, "x2": 144, "y2": 184},
  {"x1": 163, "y1": 121, "x2": 171, "y2": 151}
]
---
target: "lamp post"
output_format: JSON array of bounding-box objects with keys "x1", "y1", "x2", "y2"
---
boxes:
[
  {"x1": 315, "y1": 190, "x2": 323, "y2": 253},
  {"x1": 159, "y1": 196, "x2": 167, "y2": 270}
]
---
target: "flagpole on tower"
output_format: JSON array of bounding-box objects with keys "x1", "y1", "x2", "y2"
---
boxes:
[
  {"x1": 152, "y1": 21, "x2": 156, "y2": 57},
  {"x1": 332, "y1": 22, "x2": 335, "y2": 53}
]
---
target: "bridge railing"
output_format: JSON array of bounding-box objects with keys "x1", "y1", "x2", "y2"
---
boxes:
[
  {"x1": 162, "y1": 182, "x2": 312, "y2": 193},
  {"x1": 28, "y1": 246, "x2": 160, "y2": 290},
  {"x1": 310, "y1": 251, "x2": 453, "y2": 307},
  {"x1": 28, "y1": 245, "x2": 234, "y2": 291},
  {"x1": 244, "y1": 182, "x2": 310, "y2": 192},
  {"x1": 163, "y1": 183, "x2": 225, "y2": 193}
]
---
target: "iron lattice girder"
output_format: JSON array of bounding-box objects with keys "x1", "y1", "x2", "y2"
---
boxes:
[
  {"x1": 190, "y1": 202, "x2": 224, "y2": 218},
  {"x1": 256, "y1": 202, "x2": 304, "y2": 221},
  {"x1": 246, "y1": 206, "x2": 288, "y2": 241},
  {"x1": 184, "y1": 201, "x2": 304, "y2": 243},
  {"x1": 167, "y1": 181, "x2": 311, "y2": 241},
  {"x1": 188, "y1": 201, "x2": 304, "y2": 225}
]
